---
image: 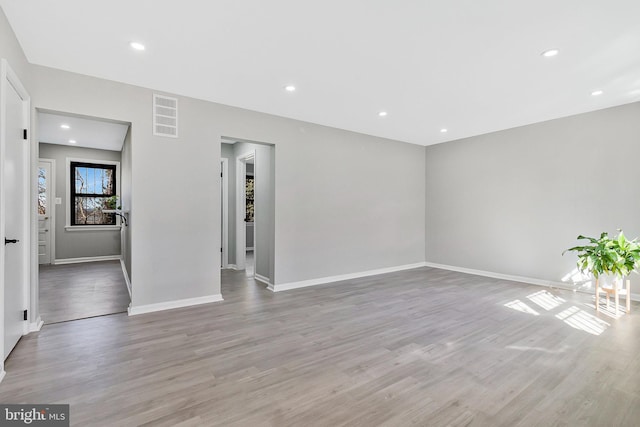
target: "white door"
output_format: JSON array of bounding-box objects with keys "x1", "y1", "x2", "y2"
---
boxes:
[
  {"x1": 38, "y1": 160, "x2": 52, "y2": 264},
  {"x1": 2, "y1": 75, "x2": 28, "y2": 359}
]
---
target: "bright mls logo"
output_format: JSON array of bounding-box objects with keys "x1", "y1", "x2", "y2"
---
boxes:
[{"x1": 0, "y1": 405, "x2": 69, "y2": 426}]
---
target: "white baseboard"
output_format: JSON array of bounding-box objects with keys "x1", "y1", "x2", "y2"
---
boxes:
[
  {"x1": 29, "y1": 317, "x2": 44, "y2": 332},
  {"x1": 0, "y1": 369, "x2": 5, "y2": 384},
  {"x1": 254, "y1": 273, "x2": 272, "y2": 287},
  {"x1": 270, "y1": 262, "x2": 427, "y2": 292},
  {"x1": 423, "y1": 261, "x2": 640, "y2": 302},
  {"x1": 224, "y1": 264, "x2": 238, "y2": 270},
  {"x1": 128, "y1": 294, "x2": 224, "y2": 316},
  {"x1": 54, "y1": 255, "x2": 121, "y2": 265},
  {"x1": 120, "y1": 259, "x2": 132, "y2": 297}
]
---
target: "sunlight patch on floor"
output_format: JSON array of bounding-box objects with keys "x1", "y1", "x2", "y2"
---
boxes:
[
  {"x1": 583, "y1": 302, "x2": 627, "y2": 320},
  {"x1": 506, "y1": 344, "x2": 569, "y2": 354},
  {"x1": 555, "y1": 306, "x2": 609, "y2": 336},
  {"x1": 527, "y1": 290, "x2": 566, "y2": 311},
  {"x1": 504, "y1": 299, "x2": 540, "y2": 316}
]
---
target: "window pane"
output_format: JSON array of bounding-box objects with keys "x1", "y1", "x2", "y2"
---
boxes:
[
  {"x1": 38, "y1": 167, "x2": 46, "y2": 215},
  {"x1": 74, "y1": 197, "x2": 115, "y2": 225},
  {"x1": 245, "y1": 176, "x2": 254, "y2": 222},
  {"x1": 74, "y1": 166, "x2": 114, "y2": 195}
]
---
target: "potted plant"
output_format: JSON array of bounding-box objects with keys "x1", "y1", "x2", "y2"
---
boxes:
[
  {"x1": 104, "y1": 195, "x2": 120, "y2": 211},
  {"x1": 564, "y1": 230, "x2": 640, "y2": 312}
]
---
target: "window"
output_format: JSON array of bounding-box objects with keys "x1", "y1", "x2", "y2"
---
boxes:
[
  {"x1": 38, "y1": 166, "x2": 46, "y2": 215},
  {"x1": 245, "y1": 175, "x2": 254, "y2": 222},
  {"x1": 69, "y1": 161, "x2": 117, "y2": 226}
]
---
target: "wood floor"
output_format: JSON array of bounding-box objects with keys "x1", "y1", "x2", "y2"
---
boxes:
[
  {"x1": 39, "y1": 260, "x2": 130, "y2": 324},
  {"x1": 2, "y1": 267, "x2": 640, "y2": 426}
]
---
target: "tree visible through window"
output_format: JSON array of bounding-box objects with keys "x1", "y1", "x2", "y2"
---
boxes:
[
  {"x1": 70, "y1": 161, "x2": 117, "y2": 225},
  {"x1": 38, "y1": 167, "x2": 46, "y2": 215},
  {"x1": 245, "y1": 175, "x2": 254, "y2": 222}
]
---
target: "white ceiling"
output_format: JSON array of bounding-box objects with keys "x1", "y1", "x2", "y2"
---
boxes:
[
  {"x1": 38, "y1": 112, "x2": 129, "y2": 151},
  {"x1": 4, "y1": 1, "x2": 640, "y2": 146}
]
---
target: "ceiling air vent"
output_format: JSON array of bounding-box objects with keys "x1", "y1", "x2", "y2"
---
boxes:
[{"x1": 153, "y1": 94, "x2": 178, "y2": 138}]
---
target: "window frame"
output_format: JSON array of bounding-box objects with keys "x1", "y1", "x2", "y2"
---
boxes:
[{"x1": 65, "y1": 157, "x2": 120, "y2": 231}]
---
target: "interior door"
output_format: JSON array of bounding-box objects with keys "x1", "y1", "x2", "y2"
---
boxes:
[
  {"x1": 3, "y1": 79, "x2": 27, "y2": 359},
  {"x1": 38, "y1": 160, "x2": 52, "y2": 264}
]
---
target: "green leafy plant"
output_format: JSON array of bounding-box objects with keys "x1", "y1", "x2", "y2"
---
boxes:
[
  {"x1": 563, "y1": 230, "x2": 640, "y2": 279},
  {"x1": 104, "y1": 195, "x2": 120, "y2": 210}
]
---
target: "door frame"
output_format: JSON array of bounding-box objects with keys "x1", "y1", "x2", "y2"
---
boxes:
[
  {"x1": 235, "y1": 150, "x2": 255, "y2": 272},
  {"x1": 220, "y1": 158, "x2": 228, "y2": 268},
  {"x1": 0, "y1": 59, "x2": 34, "y2": 377},
  {"x1": 38, "y1": 158, "x2": 56, "y2": 264}
]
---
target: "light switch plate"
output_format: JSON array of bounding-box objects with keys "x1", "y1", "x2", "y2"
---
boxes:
[{"x1": 55, "y1": 197, "x2": 62, "y2": 205}]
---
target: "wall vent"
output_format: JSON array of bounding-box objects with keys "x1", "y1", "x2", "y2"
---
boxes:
[{"x1": 153, "y1": 94, "x2": 178, "y2": 138}]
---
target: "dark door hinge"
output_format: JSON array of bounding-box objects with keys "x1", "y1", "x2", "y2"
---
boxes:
[
  {"x1": 23, "y1": 309, "x2": 28, "y2": 321},
  {"x1": 23, "y1": 129, "x2": 27, "y2": 140}
]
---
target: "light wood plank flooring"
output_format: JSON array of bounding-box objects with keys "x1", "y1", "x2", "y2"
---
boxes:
[
  {"x1": 2, "y1": 267, "x2": 640, "y2": 426},
  {"x1": 39, "y1": 260, "x2": 130, "y2": 324}
]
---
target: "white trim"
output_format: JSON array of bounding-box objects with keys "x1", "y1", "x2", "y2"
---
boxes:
[
  {"x1": 54, "y1": 255, "x2": 121, "y2": 265},
  {"x1": 0, "y1": 369, "x2": 5, "y2": 384},
  {"x1": 64, "y1": 225, "x2": 121, "y2": 231},
  {"x1": 255, "y1": 273, "x2": 272, "y2": 287},
  {"x1": 120, "y1": 258, "x2": 132, "y2": 297},
  {"x1": 65, "y1": 157, "x2": 121, "y2": 228},
  {"x1": 128, "y1": 294, "x2": 223, "y2": 316},
  {"x1": 269, "y1": 262, "x2": 427, "y2": 292},
  {"x1": 423, "y1": 261, "x2": 640, "y2": 302},
  {"x1": 220, "y1": 158, "x2": 228, "y2": 268},
  {"x1": 28, "y1": 317, "x2": 43, "y2": 332},
  {"x1": 225, "y1": 264, "x2": 238, "y2": 270}
]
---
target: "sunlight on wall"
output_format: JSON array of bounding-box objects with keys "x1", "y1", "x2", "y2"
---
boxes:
[{"x1": 561, "y1": 268, "x2": 593, "y2": 291}]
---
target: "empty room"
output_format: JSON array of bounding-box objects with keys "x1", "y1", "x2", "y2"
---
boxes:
[{"x1": 0, "y1": 1, "x2": 639, "y2": 426}]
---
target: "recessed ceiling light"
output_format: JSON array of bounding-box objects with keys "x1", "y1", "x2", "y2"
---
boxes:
[
  {"x1": 129, "y1": 42, "x2": 145, "y2": 51},
  {"x1": 378, "y1": 111, "x2": 388, "y2": 117},
  {"x1": 69, "y1": 139, "x2": 77, "y2": 144},
  {"x1": 284, "y1": 85, "x2": 296, "y2": 92},
  {"x1": 60, "y1": 124, "x2": 70, "y2": 129},
  {"x1": 440, "y1": 128, "x2": 448, "y2": 133},
  {"x1": 591, "y1": 90, "x2": 603, "y2": 96},
  {"x1": 541, "y1": 49, "x2": 559, "y2": 57}
]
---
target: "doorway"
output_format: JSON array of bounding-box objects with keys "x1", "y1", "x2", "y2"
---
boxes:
[
  {"x1": 36, "y1": 110, "x2": 131, "y2": 324},
  {"x1": 219, "y1": 138, "x2": 275, "y2": 295}
]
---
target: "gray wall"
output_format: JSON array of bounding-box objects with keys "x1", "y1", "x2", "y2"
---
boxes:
[
  {"x1": 0, "y1": 7, "x2": 30, "y2": 89},
  {"x1": 38, "y1": 143, "x2": 122, "y2": 260},
  {"x1": 425, "y1": 102, "x2": 640, "y2": 289},
  {"x1": 121, "y1": 127, "x2": 132, "y2": 282}
]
